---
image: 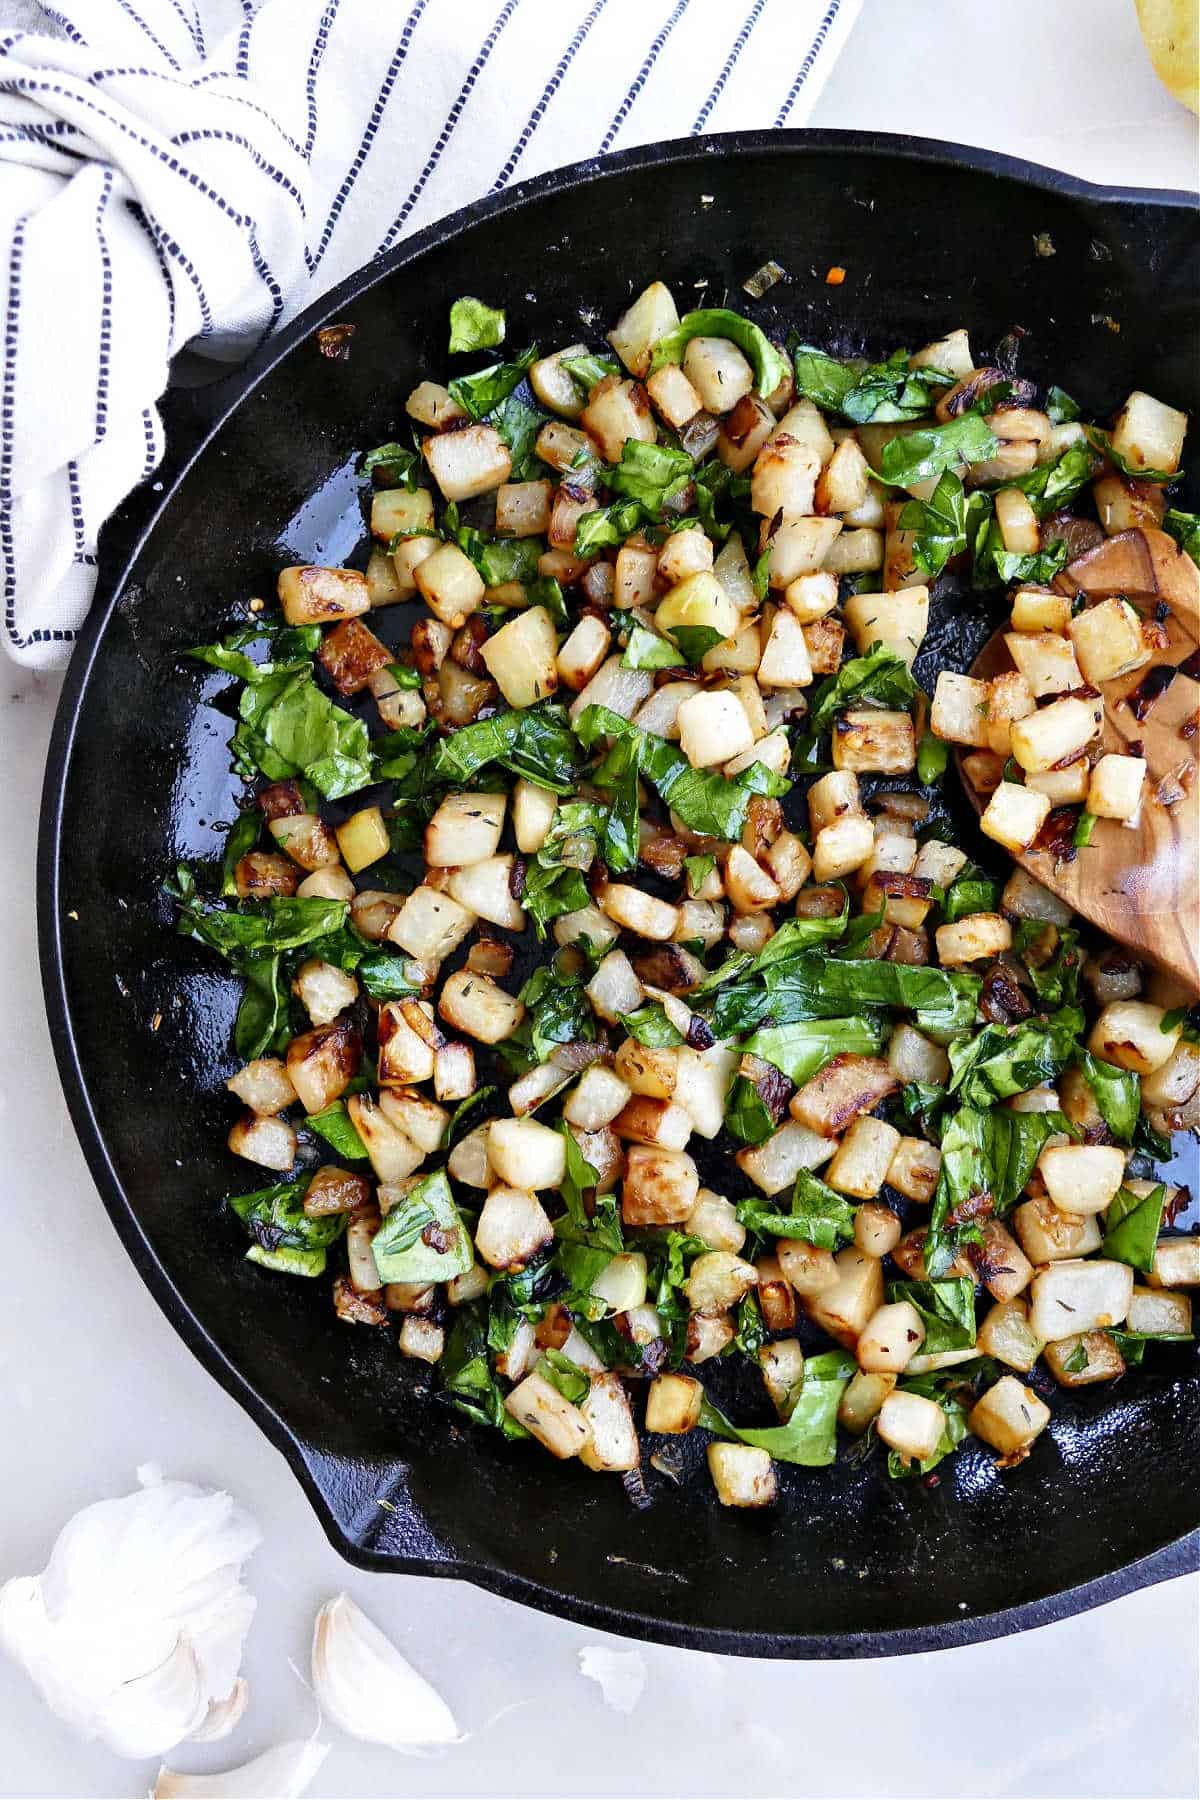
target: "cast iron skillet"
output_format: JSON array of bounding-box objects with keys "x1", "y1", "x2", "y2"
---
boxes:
[{"x1": 39, "y1": 133, "x2": 1200, "y2": 1657}]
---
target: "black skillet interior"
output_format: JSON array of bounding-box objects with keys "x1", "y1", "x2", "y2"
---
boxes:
[{"x1": 40, "y1": 134, "x2": 1200, "y2": 1656}]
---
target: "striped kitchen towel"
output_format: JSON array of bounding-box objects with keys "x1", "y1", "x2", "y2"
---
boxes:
[{"x1": 0, "y1": 0, "x2": 860, "y2": 668}]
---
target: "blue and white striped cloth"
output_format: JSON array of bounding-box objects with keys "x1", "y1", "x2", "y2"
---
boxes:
[{"x1": 0, "y1": 0, "x2": 859, "y2": 668}]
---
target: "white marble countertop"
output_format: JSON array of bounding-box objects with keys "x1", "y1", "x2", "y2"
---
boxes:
[{"x1": 2, "y1": 1, "x2": 1197, "y2": 1794}]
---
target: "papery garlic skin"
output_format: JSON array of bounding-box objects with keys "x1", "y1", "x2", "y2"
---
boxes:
[
  {"x1": 578, "y1": 1645, "x2": 647, "y2": 1715},
  {"x1": 311, "y1": 1592, "x2": 460, "y2": 1751},
  {"x1": 153, "y1": 1736, "x2": 328, "y2": 1800},
  {"x1": 0, "y1": 1475, "x2": 260, "y2": 1759}
]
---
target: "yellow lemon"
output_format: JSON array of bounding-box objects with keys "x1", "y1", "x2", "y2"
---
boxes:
[{"x1": 1136, "y1": 0, "x2": 1199, "y2": 113}]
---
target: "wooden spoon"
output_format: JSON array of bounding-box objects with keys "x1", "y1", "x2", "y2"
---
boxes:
[{"x1": 958, "y1": 527, "x2": 1200, "y2": 995}]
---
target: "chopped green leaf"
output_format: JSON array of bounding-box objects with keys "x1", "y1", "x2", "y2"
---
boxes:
[
  {"x1": 304, "y1": 1101, "x2": 368, "y2": 1161},
  {"x1": 536, "y1": 1349, "x2": 590, "y2": 1405},
  {"x1": 361, "y1": 442, "x2": 423, "y2": 488},
  {"x1": 622, "y1": 619, "x2": 686, "y2": 670},
  {"x1": 442, "y1": 1087, "x2": 497, "y2": 1147},
  {"x1": 898, "y1": 1080, "x2": 949, "y2": 1135},
  {"x1": 448, "y1": 296, "x2": 505, "y2": 354},
  {"x1": 521, "y1": 806, "x2": 603, "y2": 939},
  {"x1": 176, "y1": 892, "x2": 349, "y2": 964},
  {"x1": 515, "y1": 961, "x2": 597, "y2": 1068},
  {"x1": 887, "y1": 1277, "x2": 977, "y2": 1354},
  {"x1": 899, "y1": 469, "x2": 967, "y2": 576},
  {"x1": 1074, "y1": 1049, "x2": 1140, "y2": 1142},
  {"x1": 229, "y1": 1176, "x2": 346, "y2": 1273},
  {"x1": 357, "y1": 950, "x2": 424, "y2": 1001},
  {"x1": 669, "y1": 624, "x2": 725, "y2": 666},
  {"x1": 524, "y1": 862, "x2": 592, "y2": 942},
  {"x1": 712, "y1": 955, "x2": 978, "y2": 1040},
  {"x1": 606, "y1": 439, "x2": 693, "y2": 511},
  {"x1": 948, "y1": 1009, "x2": 1084, "y2": 1107},
  {"x1": 1013, "y1": 919, "x2": 1082, "y2": 1010},
  {"x1": 941, "y1": 872, "x2": 1000, "y2": 923},
  {"x1": 742, "y1": 1016, "x2": 886, "y2": 1085},
  {"x1": 575, "y1": 704, "x2": 788, "y2": 843},
  {"x1": 926, "y1": 1105, "x2": 1069, "y2": 1275},
  {"x1": 521, "y1": 802, "x2": 626, "y2": 943},
  {"x1": 737, "y1": 1169, "x2": 858, "y2": 1248},
  {"x1": 429, "y1": 702, "x2": 581, "y2": 792},
  {"x1": 448, "y1": 345, "x2": 537, "y2": 420},
  {"x1": 525, "y1": 573, "x2": 568, "y2": 625},
  {"x1": 218, "y1": 810, "x2": 263, "y2": 897},
  {"x1": 1045, "y1": 386, "x2": 1080, "y2": 424},
  {"x1": 751, "y1": 543, "x2": 772, "y2": 601},
  {"x1": 691, "y1": 899, "x2": 850, "y2": 999},
  {"x1": 483, "y1": 532, "x2": 546, "y2": 586},
  {"x1": 806, "y1": 644, "x2": 917, "y2": 735},
  {"x1": 491, "y1": 391, "x2": 547, "y2": 479},
  {"x1": 1105, "y1": 1326, "x2": 1193, "y2": 1366},
  {"x1": 1164, "y1": 507, "x2": 1200, "y2": 567},
  {"x1": 973, "y1": 511, "x2": 1069, "y2": 588},
  {"x1": 730, "y1": 1291, "x2": 766, "y2": 1359},
  {"x1": 723, "y1": 1074, "x2": 776, "y2": 1146},
  {"x1": 560, "y1": 351, "x2": 620, "y2": 395},
  {"x1": 371, "y1": 1171, "x2": 473, "y2": 1284},
  {"x1": 1009, "y1": 440, "x2": 1098, "y2": 518},
  {"x1": 1084, "y1": 425, "x2": 1180, "y2": 484},
  {"x1": 231, "y1": 668, "x2": 373, "y2": 798},
  {"x1": 874, "y1": 414, "x2": 1000, "y2": 489},
  {"x1": 441, "y1": 1303, "x2": 529, "y2": 1437},
  {"x1": 555, "y1": 1195, "x2": 626, "y2": 1320},
  {"x1": 574, "y1": 497, "x2": 649, "y2": 556},
  {"x1": 650, "y1": 308, "x2": 788, "y2": 399},
  {"x1": 699, "y1": 1349, "x2": 855, "y2": 1466},
  {"x1": 244, "y1": 1243, "x2": 328, "y2": 1276},
  {"x1": 684, "y1": 853, "x2": 717, "y2": 897},
  {"x1": 1133, "y1": 1113, "x2": 1174, "y2": 1168},
  {"x1": 187, "y1": 620, "x2": 321, "y2": 687},
  {"x1": 790, "y1": 343, "x2": 953, "y2": 425},
  {"x1": 692, "y1": 461, "x2": 738, "y2": 541},
  {"x1": 619, "y1": 1002, "x2": 686, "y2": 1048},
  {"x1": 1102, "y1": 1183, "x2": 1166, "y2": 1274},
  {"x1": 558, "y1": 1121, "x2": 601, "y2": 1228},
  {"x1": 443, "y1": 506, "x2": 544, "y2": 586},
  {"x1": 234, "y1": 955, "x2": 291, "y2": 1061}
]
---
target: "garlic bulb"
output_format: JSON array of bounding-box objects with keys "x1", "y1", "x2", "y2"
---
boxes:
[
  {"x1": 154, "y1": 1737, "x2": 328, "y2": 1799},
  {"x1": 311, "y1": 1593, "x2": 460, "y2": 1750},
  {"x1": 0, "y1": 1471, "x2": 260, "y2": 1759},
  {"x1": 189, "y1": 1678, "x2": 250, "y2": 1744}
]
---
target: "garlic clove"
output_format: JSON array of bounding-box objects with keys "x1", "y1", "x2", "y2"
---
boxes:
[
  {"x1": 153, "y1": 1737, "x2": 329, "y2": 1800},
  {"x1": 578, "y1": 1645, "x2": 647, "y2": 1714},
  {"x1": 98, "y1": 1638, "x2": 208, "y2": 1761},
  {"x1": 311, "y1": 1592, "x2": 460, "y2": 1751},
  {"x1": 0, "y1": 1576, "x2": 101, "y2": 1741},
  {"x1": 189, "y1": 1678, "x2": 249, "y2": 1744}
]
